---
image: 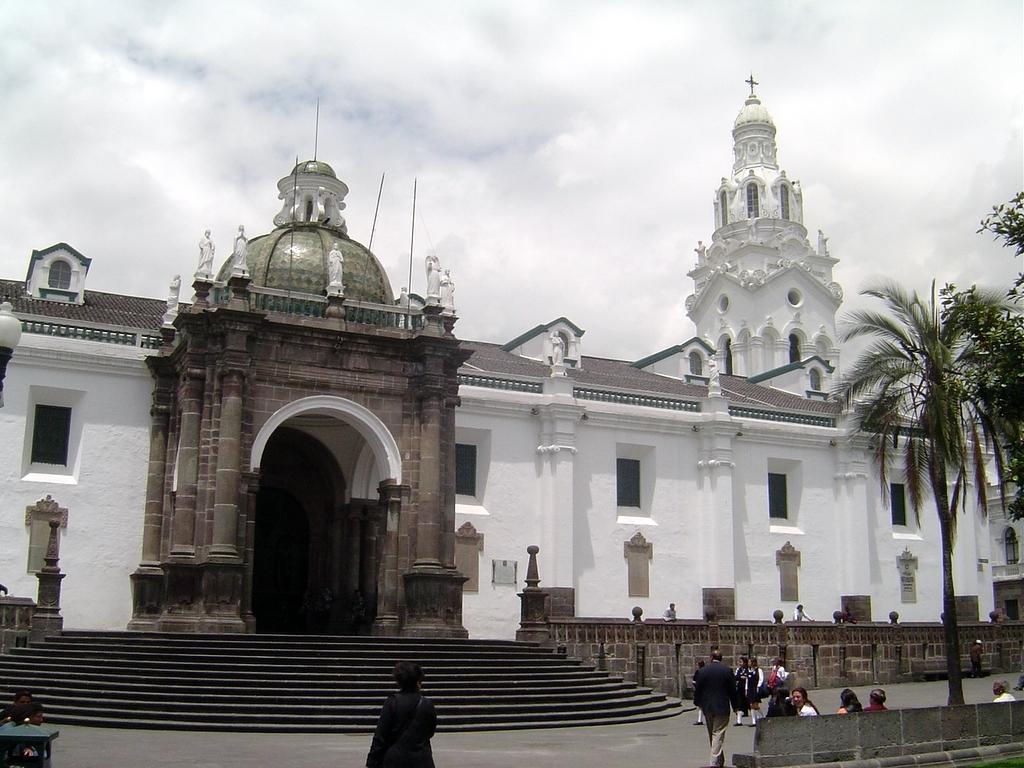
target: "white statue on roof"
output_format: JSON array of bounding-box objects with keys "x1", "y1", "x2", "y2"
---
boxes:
[
  {"x1": 163, "y1": 274, "x2": 181, "y2": 327},
  {"x1": 231, "y1": 225, "x2": 249, "y2": 277},
  {"x1": 440, "y1": 269, "x2": 455, "y2": 314},
  {"x1": 196, "y1": 230, "x2": 215, "y2": 279},
  {"x1": 328, "y1": 242, "x2": 344, "y2": 294},
  {"x1": 425, "y1": 252, "x2": 441, "y2": 303},
  {"x1": 707, "y1": 355, "x2": 722, "y2": 397},
  {"x1": 549, "y1": 331, "x2": 566, "y2": 369}
]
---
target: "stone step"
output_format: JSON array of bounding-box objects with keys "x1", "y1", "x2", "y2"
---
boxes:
[{"x1": 0, "y1": 631, "x2": 683, "y2": 732}]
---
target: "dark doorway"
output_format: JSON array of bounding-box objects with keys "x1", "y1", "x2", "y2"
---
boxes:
[{"x1": 252, "y1": 487, "x2": 309, "y2": 633}]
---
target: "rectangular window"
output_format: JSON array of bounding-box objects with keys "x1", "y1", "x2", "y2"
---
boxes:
[
  {"x1": 30, "y1": 405, "x2": 72, "y2": 465},
  {"x1": 455, "y1": 443, "x2": 477, "y2": 496},
  {"x1": 890, "y1": 483, "x2": 907, "y2": 526},
  {"x1": 768, "y1": 473, "x2": 788, "y2": 519},
  {"x1": 617, "y1": 458, "x2": 641, "y2": 508}
]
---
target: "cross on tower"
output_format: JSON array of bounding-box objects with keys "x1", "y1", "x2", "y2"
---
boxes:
[{"x1": 745, "y1": 73, "x2": 758, "y2": 95}]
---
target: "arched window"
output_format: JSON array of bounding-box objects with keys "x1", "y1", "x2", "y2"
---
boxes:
[
  {"x1": 1006, "y1": 528, "x2": 1020, "y2": 565},
  {"x1": 688, "y1": 351, "x2": 703, "y2": 376},
  {"x1": 48, "y1": 260, "x2": 71, "y2": 290},
  {"x1": 305, "y1": 198, "x2": 314, "y2": 222},
  {"x1": 809, "y1": 368, "x2": 822, "y2": 391},
  {"x1": 720, "y1": 190, "x2": 729, "y2": 226},
  {"x1": 746, "y1": 184, "x2": 759, "y2": 219},
  {"x1": 779, "y1": 184, "x2": 790, "y2": 220},
  {"x1": 724, "y1": 338, "x2": 733, "y2": 375},
  {"x1": 788, "y1": 333, "x2": 801, "y2": 363}
]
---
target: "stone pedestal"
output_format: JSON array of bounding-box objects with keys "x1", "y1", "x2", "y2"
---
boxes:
[
  {"x1": 401, "y1": 566, "x2": 468, "y2": 638},
  {"x1": 127, "y1": 566, "x2": 164, "y2": 630},
  {"x1": 32, "y1": 520, "x2": 66, "y2": 643},
  {"x1": 516, "y1": 546, "x2": 553, "y2": 645}
]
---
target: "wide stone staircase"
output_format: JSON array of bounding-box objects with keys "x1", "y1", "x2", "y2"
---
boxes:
[{"x1": 0, "y1": 631, "x2": 682, "y2": 732}]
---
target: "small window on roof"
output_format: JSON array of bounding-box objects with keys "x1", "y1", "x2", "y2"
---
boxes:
[
  {"x1": 779, "y1": 184, "x2": 790, "y2": 220},
  {"x1": 688, "y1": 351, "x2": 703, "y2": 376},
  {"x1": 746, "y1": 184, "x2": 759, "y2": 219},
  {"x1": 48, "y1": 260, "x2": 71, "y2": 290},
  {"x1": 720, "y1": 190, "x2": 729, "y2": 226}
]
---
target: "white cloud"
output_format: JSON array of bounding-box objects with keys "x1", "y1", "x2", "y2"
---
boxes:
[{"x1": 0, "y1": 0, "x2": 1020, "y2": 361}]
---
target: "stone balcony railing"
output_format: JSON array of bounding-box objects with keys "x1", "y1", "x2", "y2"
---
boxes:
[
  {"x1": 993, "y1": 563, "x2": 1023, "y2": 581},
  {"x1": 209, "y1": 284, "x2": 426, "y2": 330}
]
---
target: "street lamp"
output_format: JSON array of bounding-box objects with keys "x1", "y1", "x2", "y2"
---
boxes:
[{"x1": 0, "y1": 301, "x2": 23, "y2": 408}]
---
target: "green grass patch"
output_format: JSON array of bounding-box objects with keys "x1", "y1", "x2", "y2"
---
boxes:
[{"x1": 967, "y1": 759, "x2": 1024, "y2": 768}]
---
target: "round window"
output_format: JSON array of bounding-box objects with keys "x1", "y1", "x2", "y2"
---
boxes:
[
  {"x1": 718, "y1": 295, "x2": 730, "y2": 312},
  {"x1": 787, "y1": 288, "x2": 802, "y2": 307}
]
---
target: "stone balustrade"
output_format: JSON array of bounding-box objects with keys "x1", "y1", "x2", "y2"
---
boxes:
[{"x1": 544, "y1": 616, "x2": 1024, "y2": 699}]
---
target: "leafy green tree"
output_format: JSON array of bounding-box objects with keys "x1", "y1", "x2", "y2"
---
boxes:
[
  {"x1": 943, "y1": 192, "x2": 1024, "y2": 519},
  {"x1": 841, "y1": 281, "x2": 1013, "y2": 705}
]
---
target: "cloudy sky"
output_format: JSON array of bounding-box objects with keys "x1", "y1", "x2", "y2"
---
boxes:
[{"x1": 1, "y1": 1, "x2": 1020, "y2": 360}]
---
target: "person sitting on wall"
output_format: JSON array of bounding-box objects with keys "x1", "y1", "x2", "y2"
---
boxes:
[
  {"x1": 663, "y1": 603, "x2": 677, "y2": 621},
  {"x1": 765, "y1": 687, "x2": 795, "y2": 717},
  {"x1": 864, "y1": 688, "x2": 888, "y2": 711},
  {"x1": 992, "y1": 681, "x2": 1016, "y2": 702},
  {"x1": 793, "y1": 604, "x2": 810, "y2": 621},
  {"x1": 0, "y1": 691, "x2": 31, "y2": 724},
  {"x1": 837, "y1": 688, "x2": 863, "y2": 714}
]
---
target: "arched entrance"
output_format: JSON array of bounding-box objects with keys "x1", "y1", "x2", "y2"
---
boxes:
[{"x1": 248, "y1": 396, "x2": 403, "y2": 635}]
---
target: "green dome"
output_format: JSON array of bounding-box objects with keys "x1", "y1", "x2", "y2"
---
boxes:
[
  {"x1": 217, "y1": 223, "x2": 394, "y2": 304},
  {"x1": 291, "y1": 160, "x2": 337, "y2": 178}
]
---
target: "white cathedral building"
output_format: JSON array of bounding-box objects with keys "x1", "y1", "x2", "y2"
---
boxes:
[{"x1": 0, "y1": 88, "x2": 1014, "y2": 640}]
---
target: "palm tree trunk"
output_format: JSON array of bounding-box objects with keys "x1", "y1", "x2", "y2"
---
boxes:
[{"x1": 931, "y1": 459, "x2": 965, "y2": 705}]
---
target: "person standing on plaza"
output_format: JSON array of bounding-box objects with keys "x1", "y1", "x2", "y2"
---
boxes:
[
  {"x1": 745, "y1": 657, "x2": 766, "y2": 726},
  {"x1": 766, "y1": 658, "x2": 788, "y2": 693},
  {"x1": 366, "y1": 661, "x2": 437, "y2": 768},
  {"x1": 692, "y1": 660, "x2": 706, "y2": 725},
  {"x1": 694, "y1": 651, "x2": 740, "y2": 768},
  {"x1": 970, "y1": 640, "x2": 983, "y2": 678},
  {"x1": 733, "y1": 657, "x2": 750, "y2": 725}
]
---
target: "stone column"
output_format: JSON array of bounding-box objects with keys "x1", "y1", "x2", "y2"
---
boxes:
[
  {"x1": 413, "y1": 393, "x2": 443, "y2": 567},
  {"x1": 171, "y1": 368, "x2": 205, "y2": 556},
  {"x1": 835, "y1": 440, "x2": 870, "y2": 597},
  {"x1": 698, "y1": 399, "x2": 737, "y2": 591},
  {"x1": 373, "y1": 482, "x2": 404, "y2": 635},
  {"x1": 141, "y1": 387, "x2": 172, "y2": 565},
  {"x1": 239, "y1": 470, "x2": 260, "y2": 632},
  {"x1": 129, "y1": 380, "x2": 172, "y2": 629},
  {"x1": 210, "y1": 367, "x2": 244, "y2": 558},
  {"x1": 536, "y1": 386, "x2": 580, "y2": 589}
]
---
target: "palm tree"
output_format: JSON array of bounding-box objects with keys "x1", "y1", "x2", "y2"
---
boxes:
[{"x1": 840, "y1": 280, "x2": 1012, "y2": 706}]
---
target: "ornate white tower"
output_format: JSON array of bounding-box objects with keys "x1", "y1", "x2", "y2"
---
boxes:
[{"x1": 685, "y1": 80, "x2": 843, "y2": 392}]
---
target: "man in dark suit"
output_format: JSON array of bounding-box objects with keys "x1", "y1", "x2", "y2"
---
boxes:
[{"x1": 694, "y1": 651, "x2": 740, "y2": 767}]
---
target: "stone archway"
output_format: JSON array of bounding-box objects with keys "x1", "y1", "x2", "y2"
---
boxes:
[{"x1": 247, "y1": 397, "x2": 403, "y2": 635}]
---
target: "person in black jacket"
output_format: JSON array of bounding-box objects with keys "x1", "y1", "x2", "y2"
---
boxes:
[
  {"x1": 366, "y1": 661, "x2": 437, "y2": 768},
  {"x1": 694, "y1": 652, "x2": 741, "y2": 768}
]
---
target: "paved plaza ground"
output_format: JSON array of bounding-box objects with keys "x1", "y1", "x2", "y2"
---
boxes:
[{"x1": 41, "y1": 677, "x2": 1018, "y2": 768}]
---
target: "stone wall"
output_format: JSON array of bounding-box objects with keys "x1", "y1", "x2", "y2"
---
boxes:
[
  {"x1": 734, "y1": 701, "x2": 1024, "y2": 768},
  {"x1": 0, "y1": 597, "x2": 34, "y2": 654},
  {"x1": 547, "y1": 617, "x2": 1024, "y2": 699}
]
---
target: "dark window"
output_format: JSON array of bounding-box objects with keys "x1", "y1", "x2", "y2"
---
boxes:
[
  {"x1": 789, "y1": 334, "x2": 801, "y2": 363},
  {"x1": 31, "y1": 405, "x2": 72, "y2": 465},
  {"x1": 890, "y1": 483, "x2": 907, "y2": 526},
  {"x1": 768, "y1": 473, "x2": 788, "y2": 519},
  {"x1": 724, "y1": 339, "x2": 733, "y2": 375},
  {"x1": 1005, "y1": 599, "x2": 1020, "y2": 621},
  {"x1": 1006, "y1": 528, "x2": 1019, "y2": 565},
  {"x1": 48, "y1": 260, "x2": 71, "y2": 290},
  {"x1": 720, "y1": 190, "x2": 729, "y2": 226},
  {"x1": 779, "y1": 184, "x2": 790, "y2": 220},
  {"x1": 455, "y1": 443, "x2": 477, "y2": 496},
  {"x1": 617, "y1": 458, "x2": 641, "y2": 508},
  {"x1": 689, "y1": 351, "x2": 703, "y2": 375},
  {"x1": 746, "y1": 184, "x2": 759, "y2": 218}
]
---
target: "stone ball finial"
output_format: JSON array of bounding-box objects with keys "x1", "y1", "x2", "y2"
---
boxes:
[
  {"x1": 527, "y1": 545, "x2": 539, "y2": 556},
  {"x1": 832, "y1": 610, "x2": 844, "y2": 624},
  {"x1": 631, "y1": 606, "x2": 644, "y2": 623},
  {"x1": 888, "y1": 611, "x2": 899, "y2": 625},
  {"x1": 773, "y1": 609, "x2": 784, "y2": 624},
  {"x1": 989, "y1": 610, "x2": 1002, "y2": 623}
]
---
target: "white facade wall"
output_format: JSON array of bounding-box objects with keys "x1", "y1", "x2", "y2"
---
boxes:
[
  {"x1": 453, "y1": 384, "x2": 995, "y2": 639},
  {"x1": 0, "y1": 335, "x2": 151, "y2": 630}
]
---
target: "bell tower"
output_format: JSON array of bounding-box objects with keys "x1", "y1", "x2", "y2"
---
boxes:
[{"x1": 685, "y1": 79, "x2": 843, "y2": 389}]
